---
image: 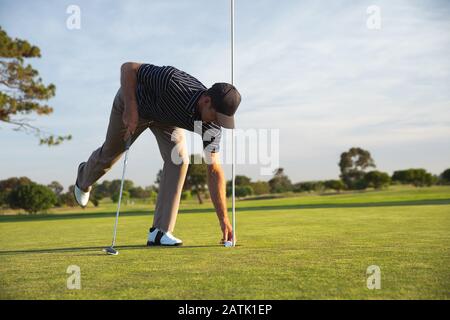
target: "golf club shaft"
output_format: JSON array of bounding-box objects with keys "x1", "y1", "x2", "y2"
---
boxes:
[
  {"x1": 230, "y1": 0, "x2": 236, "y2": 246},
  {"x1": 111, "y1": 141, "x2": 131, "y2": 247}
]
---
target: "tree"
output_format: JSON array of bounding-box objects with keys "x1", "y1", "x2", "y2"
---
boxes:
[
  {"x1": 93, "y1": 180, "x2": 112, "y2": 199},
  {"x1": 268, "y1": 168, "x2": 292, "y2": 193},
  {"x1": 145, "y1": 186, "x2": 157, "y2": 203},
  {"x1": 0, "y1": 176, "x2": 32, "y2": 207},
  {"x1": 235, "y1": 185, "x2": 253, "y2": 197},
  {"x1": 109, "y1": 179, "x2": 134, "y2": 197},
  {"x1": 8, "y1": 182, "x2": 56, "y2": 214},
  {"x1": 184, "y1": 154, "x2": 208, "y2": 204},
  {"x1": 235, "y1": 175, "x2": 251, "y2": 186},
  {"x1": 364, "y1": 171, "x2": 390, "y2": 189},
  {"x1": 324, "y1": 180, "x2": 345, "y2": 192},
  {"x1": 129, "y1": 186, "x2": 149, "y2": 199},
  {"x1": 250, "y1": 181, "x2": 270, "y2": 195},
  {"x1": 226, "y1": 175, "x2": 253, "y2": 197},
  {"x1": 111, "y1": 190, "x2": 130, "y2": 203},
  {"x1": 57, "y1": 191, "x2": 77, "y2": 207},
  {"x1": 0, "y1": 27, "x2": 71, "y2": 146},
  {"x1": 440, "y1": 168, "x2": 450, "y2": 184},
  {"x1": 392, "y1": 169, "x2": 434, "y2": 187},
  {"x1": 47, "y1": 181, "x2": 63, "y2": 196},
  {"x1": 339, "y1": 147, "x2": 375, "y2": 190},
  {"x1": 293, "y1": 181, "x2": 314, "y2": 193}
]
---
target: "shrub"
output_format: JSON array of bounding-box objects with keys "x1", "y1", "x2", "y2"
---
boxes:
[
  {"x1": 0, "y1": 177, "x2": 33, "y2": 208},
  {"x1": 440, "y1": 168, "x2": 450, "y2": 184},
  {"x1": 249, "y1": 181, "x2": 270, "y2": 195},
  {"x1": 392, "y1": 169, "x2": 434, "y2": 187},
  {"x1": 268, "y1": 169, "x2": 292, "y2": 193},
  {"x1": 364, "y1": 171, "x2": 391, "y2": 189},
  {"x1": 129, "y1": 186, "x2": 151, "y2": 199},
  {"x1": 235, "y1": 185, "x2": 253, "y2": 198},
  {"x1": 111, "y1": 190, "x2": 130, "y2": 203},
  {"x1": 57, "y1": 192, "x2": 78, "y2": 207},
  {"x1": 8, "y1": 183, "x2": 56, "y2": 214},
  {"x1": 293, "y1": 182, "x2": 314, "y2": 193},
  {"x1": 324, "y1": 180, "x2": 345, "y2": 192}
]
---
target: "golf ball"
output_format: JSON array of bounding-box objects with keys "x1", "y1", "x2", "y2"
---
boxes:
[{"x1": 224, "y1": 241, "x2": 233, "y2": 247}]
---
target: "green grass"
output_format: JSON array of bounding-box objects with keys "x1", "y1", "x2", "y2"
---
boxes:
[{"x1": 0, "y1": 185, "x2": 449, "y2": 299}]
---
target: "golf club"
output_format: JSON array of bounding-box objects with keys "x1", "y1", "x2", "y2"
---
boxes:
[{"x1": 103, "y1": 137, "x2": 132, "y2": 255}]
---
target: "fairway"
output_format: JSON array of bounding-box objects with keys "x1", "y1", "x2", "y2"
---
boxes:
[{"x1": 0, "y1": 186, "x2": 449, "y2": 299}]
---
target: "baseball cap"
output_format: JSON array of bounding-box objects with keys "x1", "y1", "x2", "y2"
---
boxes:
[{"x1": 207, "y1": 83, "x2": 241, "y2": 129}]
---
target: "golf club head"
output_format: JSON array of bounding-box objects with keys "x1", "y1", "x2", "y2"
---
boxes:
[{"x1": 103, "y1": 246, "x2": 119, "y2": 255}]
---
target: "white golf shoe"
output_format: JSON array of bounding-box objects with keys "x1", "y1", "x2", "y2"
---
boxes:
[
  {"x1": 147, "y1": 227, "x2": 183, "y2": 246},
  {"x1": 74, "y1": 183, "x2": 91, "y2": 208},
  {"x1": 74, "y1": 162, "x2": 91, "y2": 208}
]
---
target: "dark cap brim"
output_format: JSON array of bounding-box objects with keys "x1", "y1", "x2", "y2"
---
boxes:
[{"x1": 216, "y1": 112, "x2": 235, "y2": 129}]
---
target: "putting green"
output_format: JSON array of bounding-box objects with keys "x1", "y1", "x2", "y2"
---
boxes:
[{"x1": 0, "y1": 185, "x2": 449, "y2": 299}]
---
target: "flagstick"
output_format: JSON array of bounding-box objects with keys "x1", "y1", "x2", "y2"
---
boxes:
[{"x1": 231, "y1": 0, "x2": 236, "y2": 247}]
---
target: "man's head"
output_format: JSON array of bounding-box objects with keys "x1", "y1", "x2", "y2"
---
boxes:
[{"x1": 197, "y1": 83, "x2": 241, "y2": 128}]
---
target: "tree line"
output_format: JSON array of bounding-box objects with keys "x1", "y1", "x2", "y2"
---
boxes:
[{"x1": 1, "y1": 148, "x2": 449, "y2": 214}]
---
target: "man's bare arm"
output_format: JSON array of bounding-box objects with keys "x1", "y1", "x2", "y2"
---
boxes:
[
  {"x1": 120, "y1": 62, "x2": 141, "y2": 140},
  {"x1": 206, "y1": 152, "x2": 234, "y2": 242}
]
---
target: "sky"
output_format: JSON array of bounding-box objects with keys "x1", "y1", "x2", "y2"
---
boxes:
[{"x1": 0, "y1": 0, "x2": 449, "y2": 190}]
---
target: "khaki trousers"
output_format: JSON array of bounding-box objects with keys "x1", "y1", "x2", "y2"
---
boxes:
[{"x1": 76, "y1": 88, "x2": 189, "y2": 233}]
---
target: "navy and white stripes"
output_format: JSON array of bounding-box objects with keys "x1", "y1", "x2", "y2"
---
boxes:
[{"x1": 136, "y1": 64, "x2": 221, "y2": 153}]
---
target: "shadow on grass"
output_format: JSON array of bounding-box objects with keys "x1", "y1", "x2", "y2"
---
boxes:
[
  {"x1": 0, "y1": 244, "x2": 222, "y2": 256},
  {"x1": 1, "y1": 198, "x2": 449, "y2": 223}
]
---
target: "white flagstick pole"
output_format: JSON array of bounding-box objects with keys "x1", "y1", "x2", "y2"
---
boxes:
[{"x1": 231, "y1": 0, "x2": 236, "y2": 247}]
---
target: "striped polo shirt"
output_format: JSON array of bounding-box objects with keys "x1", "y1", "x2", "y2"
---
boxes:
[{"x1": 136, "y1": 64, "x2": 221, "y2": 153}]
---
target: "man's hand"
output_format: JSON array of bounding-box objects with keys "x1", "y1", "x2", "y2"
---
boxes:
[
  {"x1": 219, "y1": 218, "x2": 235, "y2": 244},
  {"x1": 120, "y1": 62, "x2": 142, "y2": 141}
]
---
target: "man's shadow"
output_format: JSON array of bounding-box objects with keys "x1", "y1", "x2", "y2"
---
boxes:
[{"x1": 0, "y1": 244, "x2": 227, "y2": 256}]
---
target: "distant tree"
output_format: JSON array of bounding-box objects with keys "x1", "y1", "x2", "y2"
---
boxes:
[
  {"x1": 47, "y1": 181, "x2": 63, "y2": 196},
  {"x1": 111, "y1": 190, "x2": 130, "y2": 204},
  {"x1": 324, "y1": 180, "x2": 345, "y2": 192},
  {"x1": 293, "y1": 182, "x2": 313, "y2": 193},
  {"x1": 0, "y1": 27, "x2": 71, "y2": 146},
  {"x1": 268, "y1": 168, "x2": 292, "y2": 193},
  {"x1": 109, "y1": 179, "x2": 134, "y2": 198},
  {"x1": 364, "y1": 171, "x2": 390, "y2": 189},
  {"x1": 226, "y1": 175, "x2": 253, "y2": 196},
  {"x1": 129, "y1": 186, "x2": 149, "y2": 199},
  {"x1": 339, "y1": 147, "x2": 375, "y2": 190},
  {"x1": 8, "y1": 182, "x2": 56, "y2": 214},
  {"x1": 440, "y1": 168, "x2": 450, "y2": 184},
  {"x1": 392, "y1": 169, "x2": 434, "y2": 187},
  {"x1": 184, "y1": 154, "x2": 208, "y2": 204},
  {"x1": 145, "y1": 186, "x2": 157, "y2": 203},
  {"x1": 235, "y1": 185, "x2": 253, "y2": 197},
  {"x1": 92, "y1": 180, "x2": 111, "y2": 199},
  {"x1": 0, "y1": 176, "x2": 33, "y2": 207},
  {"x1": 57, "y1": 191, "x2": 77, "y2": 207},
  {"x1": 250, "y1": 181, "x2": 270, "y2": 195},
  {"x1": 235, "y1": 175, "x2": 251, "y2": 186}
]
